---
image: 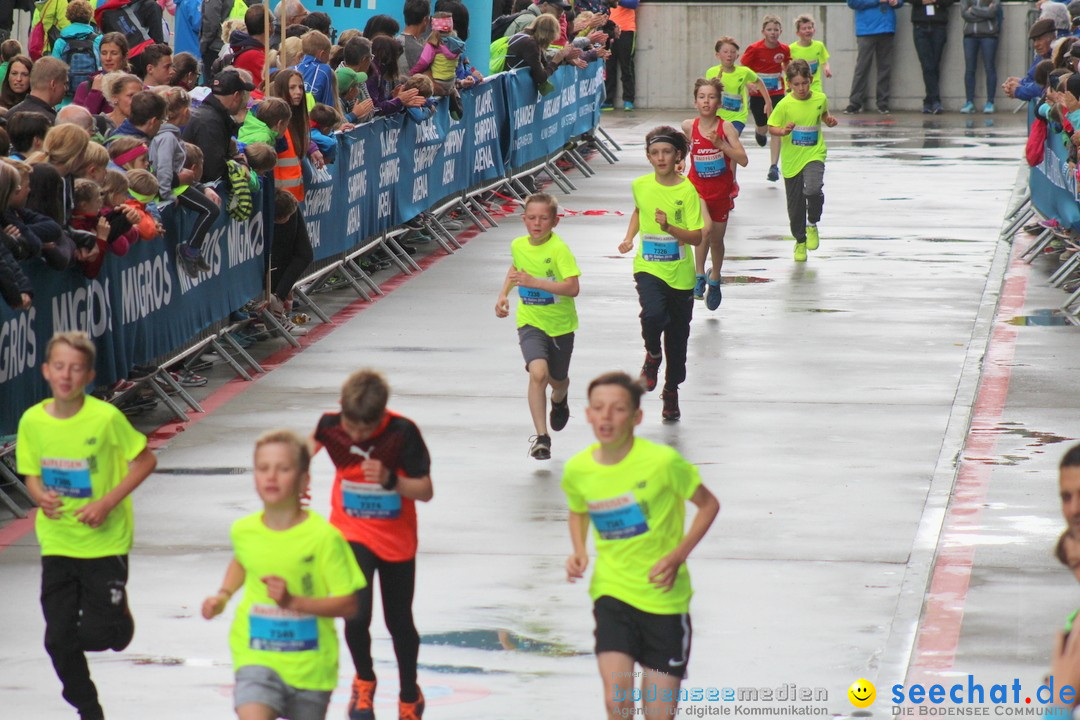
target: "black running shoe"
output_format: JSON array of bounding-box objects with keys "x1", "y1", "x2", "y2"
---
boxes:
[
  {"x1": 549, "y1": 396, "x2": 570, "y2": 432},
  {"x1": 640, "y1": 353, "x2": 661, "y2": 392},
  {"x1": 661, "y1": 389, "x2": 681, "y2": 422},
  {"x1": 754, "y1": 131, "x2": 767, "y2": 147},
  {"x1": 529, "y1": 434, "x2": 552, "y2": 460}
]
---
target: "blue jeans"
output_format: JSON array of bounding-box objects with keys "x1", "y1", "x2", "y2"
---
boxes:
[
  {"x1": 913, "y1": 24, "x2": 948, "y2": 105},
  {"x1": 963, "y1": 35, "x2": 999, "y2": 104}
]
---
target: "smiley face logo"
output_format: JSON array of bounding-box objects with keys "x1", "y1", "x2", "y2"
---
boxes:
[{"x1": 848, "y1": 679, "x2": 876, "y2": 708}]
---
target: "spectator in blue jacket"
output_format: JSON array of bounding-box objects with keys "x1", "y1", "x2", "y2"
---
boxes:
[
  {"x1": 172, "y1": 0, "x2": 201, "y2": 59},
  {"x1": 1004, "y1": 18, "x2": 1056, "y2": 102},
  {"x1": 294, "y1": 29, "x2": 334, "y2": 107},
  {"x1": 845, "y1": 0, "x2": 904, "y2": 114}
]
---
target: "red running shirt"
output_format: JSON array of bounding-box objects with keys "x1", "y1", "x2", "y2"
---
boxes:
[
  {"x1": 687, "y1": 118, "x2": 734, "y2": 201},
  {"x1": 741, "y1": 40, "x2": 791, "y2": 96},
  {"x1": 315, "y1": 411, "x2": 431, "y2": 562}
]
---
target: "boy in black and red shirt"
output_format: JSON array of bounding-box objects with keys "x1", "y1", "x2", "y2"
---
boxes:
[
  {"x1": 741, "y1": 14, "x2": 790, "y2": 182},
  {"x1": 312, "y1": 369, "x2": 434, "y2": 720}
]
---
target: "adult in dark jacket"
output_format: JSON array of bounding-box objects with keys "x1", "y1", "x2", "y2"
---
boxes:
[
  {"x1": 180, "y1": 69, "x2": 252, "y2": 182},
  {"x1": 912, "y1": 0, "x2": 957, "y2": 114},
  {"x1": 505, "y1": 15, "x2": 573, "y2": 88},
  {"x1": 201, "y1": 0, "x2": 248, "y2": 79}
]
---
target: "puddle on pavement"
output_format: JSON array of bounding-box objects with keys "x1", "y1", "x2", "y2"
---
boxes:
[
  {"x1": 1006, "y1": 309, "x2": 1072, "y2": 326},
  {"x1": 421, "y1": 630, "x2": 588, "y2": 657},
  {"x1": 722, "y1": 276, "x2": 771, "y2": 285},
  {"x1": 155, "y1": 467, "x2": 248, "y2": 476},
  {"x1": 417, "y1": 662, "x2": 509, "y2": 675},
  {"x1": 964, "y1": 423, "x2": 1073, "y2": 466},
  {"x1": 131, "y1": 656, "x2": 186, "y2": 666},
  {"x1": 726, "y1": 256, "x2": 778, "y2": 261},
  {"x1": 787, "y1": 308, "x2": 848, "y2": 313}
]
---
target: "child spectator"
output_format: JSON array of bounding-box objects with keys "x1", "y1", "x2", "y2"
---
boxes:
[
  {"x1": 201, "y1": 429, "x2": 364, "y2": 720},
  {"x1": 17, "y1": 331, "x2": 156, "y2": 720},
  {"x1": 7, "y1": 111, "x2": 51, "y2": 160},
  {"x1": 410, "y1": 11, "x2": 468, "y2": 118},
  {"x1": 0, "y1": 38, "x2": 24, "y2": 89},
  {"x1": 296, "y1": 30, "x2": 336, "y2": 107},
  {"x1": 2, "y1": 158, "x2": 62, "y2": 271},
  {"x1": 72, "y1": 33, "x2": 129, "y2": 117},
  {"x1": 243, "y1": 142, "x2": 278, "y2": 177},
  {"x1": 401, "y1": 73, "x2": 437, "y2": 124},
  {"x1": 308, "y1": 103, "x2": 340, "y2": 163},
  {"x1": 269, "y1": 69, "x2": 316, "y2": 201},
  {"x1": 238, "y1": 95, "x2": 290, "y2": 145},
  {"x1": 52, "y1": 0, "x2": 102, "y2": 102},
  {"x1": 335, "y1": 65, "x2": 374, "y2": 123},
  {"x1": 151, "y1": 85, "x2": 221, "y2": 277},
  {"x1": 267, "y1": 189, "x2": 314, "y2": 335},
  {"x1": 168, "y1": 51, "x2": 199, "y2": 90},
  {"x1": 71, "y1": 177, "x2": 134, "y2": 278},
  {"x1": 73, "y1": 142, "x2": 109, "y2": 183},
  {"x1": 26, "y1": 124, "x2": 91, "y2": 271},
  {"x1": 121, "y1": 168, "x2": 161, "y2": 240},
  {"x1": 0, "y1": 162, "x2": 32, "y2": 310},
  {"x1": 107, "y1": 136, "x2": 150, "y2": 171},
  {"x1": 311, "y1": 369, "x2": 433, "y2": 720}
]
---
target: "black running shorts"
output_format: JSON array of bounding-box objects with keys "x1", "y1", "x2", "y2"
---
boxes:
[{"x1": 593, "y1": 595, "x2": 692, "y2": 679}]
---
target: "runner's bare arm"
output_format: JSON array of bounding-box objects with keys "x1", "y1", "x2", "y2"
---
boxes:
[
  {"x1": 618, "y1": 209, "x2": 639, "y2": 253},
  {"x1": 720, "y1": 121, "x2": 748, "y2": 167},
  {"x1": 263, "y1": 575, "x2": 360, "y2": 618},
  {"x1": 202, "y1": 557, "x2": 245, "y2": 619},
  {"x1": 566, "y1": 511, "x2": 590, "y2": 582},
  {"x1": 648, "y1": 484, "x2": 720, "y2": 591},
  {"x1": 74, "y1": 447, "x2": 156, "y2": 528}
]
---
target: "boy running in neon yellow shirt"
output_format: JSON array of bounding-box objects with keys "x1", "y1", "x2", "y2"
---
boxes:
[
  {"x1": 496, "y1": 192, "x2": 582, "y2": 460},
  {"x1": 768, "y1": 60, "x2": 838, "y2": 262},
  {"x1": 705, "y1": 36, "x2": 771, "y2": 136},
  {"x1": 18, "y1": 331, "x2": 157, "y2": 720},
  {"x1": 202, "y1": 429, "x2": 365, "y2": 720},
  {"x1": 563, "y1": 371, "x2": 720, "y2": 720},
  {"x1": 789, "y1": 15, "x2": 831, "y2": 94}
]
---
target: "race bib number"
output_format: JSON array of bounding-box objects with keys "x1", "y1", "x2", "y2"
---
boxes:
[
  {"x1": 587, "y1": 493, "x2": 649, "y2": 540},
  {"x1": 694, "y1": 149, "x2": 727, "y2": 179},
  {"x1": 721, "y1": 91, "x2": 742, "y2": 112},
  {"x1": 641, "y1": 234, "x2": 684, "y2": 263},
  {"x1": 249, "y1": 605, "x2": 318, "y2": 652},
  {"x1": 41, "y1": 458, "x2": 92, "y2": 498},
  {"x1": 791, "y1": 125, "x2": 820, "y2": 147},
  {"x1": 760, "y1": 74, "x2": 781, "y2": 92},
  {"x1": 519, "y1": 287, "x2": 555, "y2": 305},
  {"x1": 342, "y1": 480, "x2": 402, "y2": 519}
]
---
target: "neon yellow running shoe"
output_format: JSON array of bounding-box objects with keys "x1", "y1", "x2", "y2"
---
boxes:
[
  {"x1": 794, "y1": 241, "x2": 807, "y2": 262},
  {"x1": 806, "y1": 225, "x2": 820, "y2": 251}
]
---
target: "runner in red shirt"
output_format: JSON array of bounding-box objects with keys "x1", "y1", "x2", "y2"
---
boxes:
[
  {"x1": 682, "y1": 77, "x2": 748, "y2": 311},
  {"x1": 312, "y1": 369, "x2": 434, "y2": 720},
  {"x1": 741, "y1": 14, "x2": 790, "y2": 183}
]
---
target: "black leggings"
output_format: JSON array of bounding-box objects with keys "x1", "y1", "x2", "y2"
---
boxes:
[
  {"x1": 41, "y1": 555, "x2": 134, "y2": 720},
  {"x1": 345, "y1": 542, "x2": 420, "y2": 703},
  {"x1": 175, "y1": 185, "x2": 219, "y2": 252},
  {"x1": 270, "y1": 209, "x2": 314, "y2": 302}
]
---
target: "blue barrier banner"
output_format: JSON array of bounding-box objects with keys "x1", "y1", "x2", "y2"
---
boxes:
[
  {"x1": 572, "y1": 60, "x2": 605, "y2": 137},
  {"x1": 0, "y1": 190, "x2": 267, "y2": 435},
  {"x1": 301, "y1": 164, "x2": 343, "y2": 262},
  {"x1": 396, "y1": 102, "x2": 456, "y2": 222},
  {"x1": 1028, "y1": 103, "x2": 1080, "y2": 232},
  {"x1": 507, "y1": 64, "x2": 601, "y2": 168},
  {"x1": 465, "y1": 78, "x2": 507, "y2": 187}
]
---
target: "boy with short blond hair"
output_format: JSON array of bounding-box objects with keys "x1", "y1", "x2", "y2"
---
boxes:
[
  {"x1": 297, "y1": 30, "x2": 335, "y2": 106},
  {"x1": 495, "y1": 192, "x2": 582, "y2": 460},
  {"x1": 789, "y1": 15, "x2": 831, "y2": 94},
  {"x1": 311, "y1": 369, "x2": 434, "y2": 720},
  {"x1": 17, "y1": 331, "x2": 157, "y2": 720}
]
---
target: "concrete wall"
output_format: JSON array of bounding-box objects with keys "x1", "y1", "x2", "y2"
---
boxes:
[{"x1": 631, "y1": 2, "x2": 1039, "y2": 111}]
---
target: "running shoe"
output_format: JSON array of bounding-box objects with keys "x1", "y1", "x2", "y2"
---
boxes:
[
  {"x1": 794, "y1": 241, "x2": 808, "y2": 262},
  {"x1": 806, "y1": 225, "x2": 820, "y2": 251},
  {"x1": 877, "y1": 105, "x2": 890, "y2": 114},
  {"x1": 931, "y1": 102, "x2": 944, "y2": 115},
  {"x1": 400, "y1": 689, "x2": 426, "y2": 720},
  {"x1": 984, "y1": 102, "x2": 995, "y2": 114},
  {"x1": 640, "y1": 353, "x2": 661, "y2": 392},
  {"x1": 843, "y1": 104, "x2": 861, "y2": 114},
  {"x1": 348, "y1": 676, "x2": 377, "y2": 720},
  {"x1": 623, "y1": 101, "x2": 634, "y2": 111},
  {"x1": 529, "y1": 434, "x2": 552, "y2": 460},
  {"x1": 706, "y1": 278, "x2": 722, "y2": 311},
  {"x1": 754, "y1": 131, "x2": 767, "y2": 147},
  {"x1": 922, "y1": 104, "x2": 933, "y2": 114},
  {"x1": 693, "y1": 274, "x2": 707, "y2": 300},
  {"x1": 960, "y1": 101, "x2": 975, "y2": 114},
  {"x1": 767, "y1": 164, "x2": 779, "y2": 182},
  {"x1": 600, "y1": 102, "x2": 614, "y2": 112},
  {"x1": 661, "y1": 389, "x2": 680, "y2": 422},
  {"x1": 549, "y1": 396, "x2": 570, "y2": 432}
]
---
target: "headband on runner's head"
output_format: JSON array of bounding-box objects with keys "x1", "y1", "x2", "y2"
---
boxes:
[{"x1": 647, "y1": 134, "x2": 683, "y2": 149}]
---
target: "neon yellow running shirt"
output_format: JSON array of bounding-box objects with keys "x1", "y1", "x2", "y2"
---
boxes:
[
  {"x1": 229, "y1": 511, "x2": 366, "y2": 691},
  {"x1": 767, "y1": 89, "x2": 829, "y2": 178},
  {"x1": 705, "y1": 64, "x2": 758, "y2": 125},
  {"x1": 631, "y1": 173, "x2": 704, "y2": 291},
  {"x1": 510, "y1": 232, "x2": 580, "y2": 337},
  {"x1": 789, "y1": 41, "x2": 830, "y2": 93}
]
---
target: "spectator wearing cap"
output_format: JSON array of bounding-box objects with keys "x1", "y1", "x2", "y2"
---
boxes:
[
  {"x1": 181, "y1": 69, "x2": 252, "y2": 182},
  {"x1": 959, "y1": 0, "x2": 1001, "y2": 114},
  {"x1": 845, "y1": 0, "x2": 904, "y2": 115},
  {"x1": 8, "y1": 57, "x2": 69, "y2": 124},
  {"x1": 1004, "y1": 18, "x2": 1056, "y2": 101},
  {"x1": 911, "y1": 0, "x2": 956, "y2": 115}
]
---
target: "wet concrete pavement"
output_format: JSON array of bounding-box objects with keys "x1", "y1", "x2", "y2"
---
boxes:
[{"x1": 0, "y1": 109, "x2": 1058, "y2": 719}]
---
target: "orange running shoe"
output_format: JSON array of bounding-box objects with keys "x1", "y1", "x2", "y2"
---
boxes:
[
  {"x1": 348, "y1": 676, "x2": 377, "y2": 720},
  {"x1": 399, "y1": 688, "x2": 425, "y2": 720}
]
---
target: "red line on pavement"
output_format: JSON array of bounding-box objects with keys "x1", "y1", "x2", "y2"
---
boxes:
[
  {"x1": 0, "y1": 515, "x2": 34, "y2": 554},
  {"x1": 907, "y1": 240, "x2": 1032, "y2": 683}
]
